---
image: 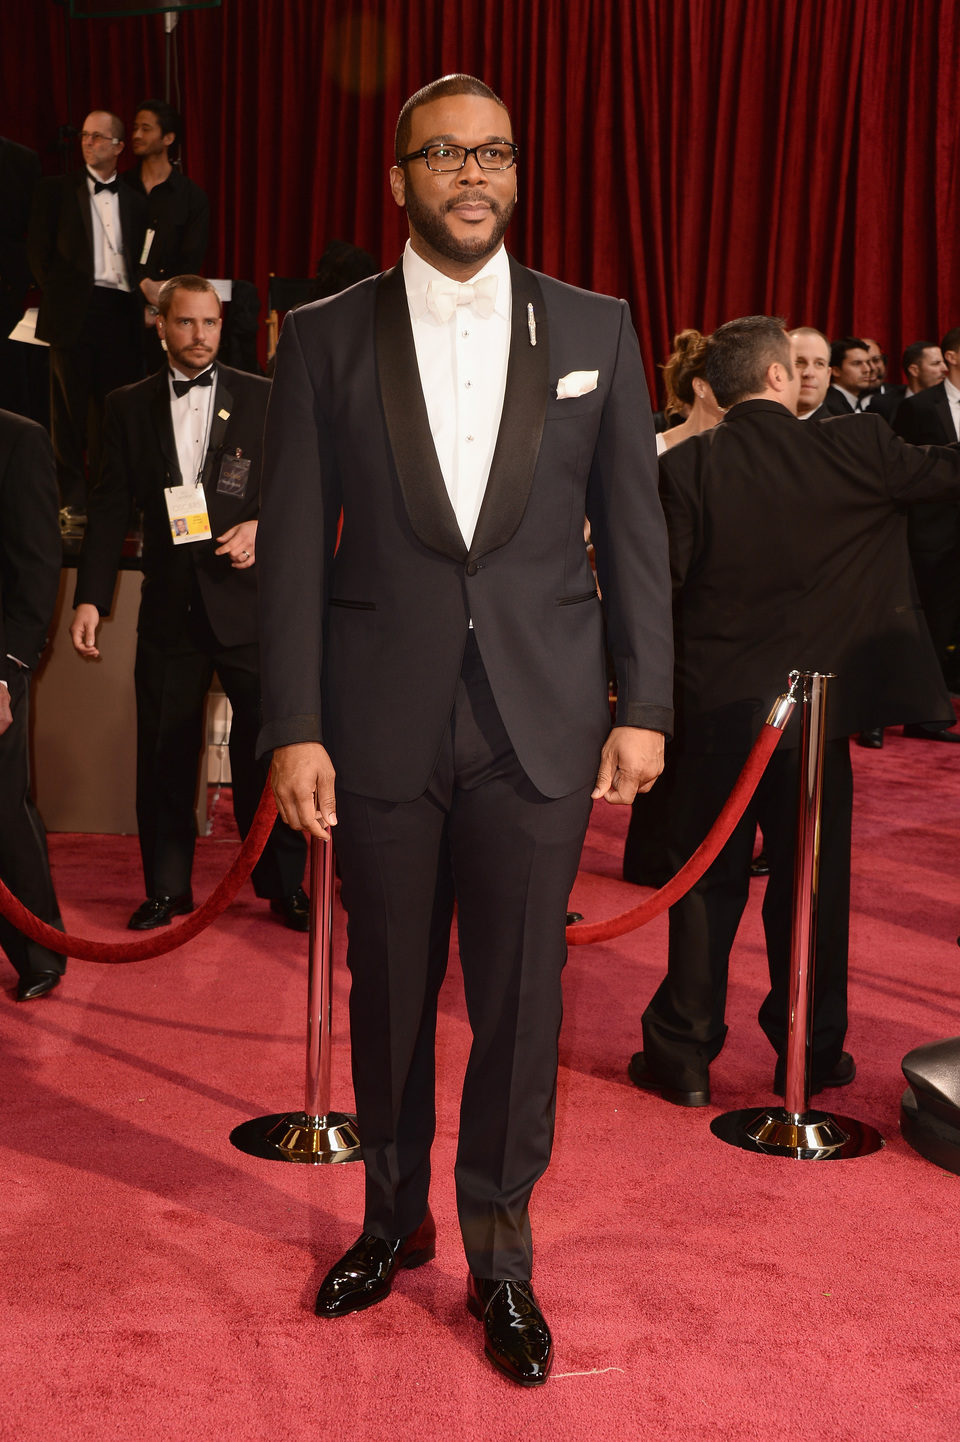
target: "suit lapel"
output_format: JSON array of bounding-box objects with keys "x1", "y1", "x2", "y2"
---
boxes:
[
  {"x1": 202, "y1": 368, "x2": 233, "y2": 486},
  {"x1": 376, "y1": 264, "x2": 466, "y2": 561},
  {"x1": 75, "y1": 172, "x2": 94, "y2": 263},
  {"x1": 151, "y1": 371, "x2": 182, "y2": 486},
  {"x1": 468, "y1": 259, "x2": 548, "y2": 561},
  {"x1": 933, "y1": 385, "x2": 957, "y2": 443}
]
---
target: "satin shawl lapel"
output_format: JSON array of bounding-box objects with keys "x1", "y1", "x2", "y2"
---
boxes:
[
  {"x1": 202, "y1": 370, "x2": 233, "y2": 486},
  {"x1": 75, "y1": 173, "x2": 94, "y2": 263},
  {"x1": 375, "y1": 264, "x2": 466, "y2": 561},
  {"x1": 151, "y1": 372, "x2": 182, "y2": 487},
  {"x1": 468, "y1": 259, "x2": 548, "y2": 561}
]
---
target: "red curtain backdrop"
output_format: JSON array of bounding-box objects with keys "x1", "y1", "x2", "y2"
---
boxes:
[{"x1": 6, "y1": 0, "x2": 959, "y2": 393}]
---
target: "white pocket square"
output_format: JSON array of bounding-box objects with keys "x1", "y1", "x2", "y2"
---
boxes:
[{"x1": 556, "y1": 370, "x2": 599, "y2": 400}]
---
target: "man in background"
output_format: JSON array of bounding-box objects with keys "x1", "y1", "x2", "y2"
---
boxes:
[
  {"x1": 823, "y1": 336, "x2": 872, "y2": 414},
  {"x1": 788, "y1": 326, "x2": 831, "y2": 419}
]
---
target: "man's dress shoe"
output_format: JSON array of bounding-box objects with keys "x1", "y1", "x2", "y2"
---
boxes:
[
  {"x1": 314, "y1": 1212, "x2": 436, "y2": 1317},
  {"x1": 16, "y1": 970, "x2": 62, "y2": 1002},
  {"x1": 270, "y1": 887, "x2": 310, "y2": 932},
  {"x1": 127, "y1": 893, "x2": 194, "y2": 930},
  {"x1": 856, "y1": 728, "x2": 884, "y2": 749},
  {"x1": 628, "y1": 1051, "x2": 710, "y2": 1107},
  {"x1": 467, "y1": 1275, "x2": 553, "y2": 1387},
  {"x1": 749, "y1": 850, "x2": 770, "y2": 877},
  {"x1": 902, "y1": 724, "x2": 960, "y2": 743},
  {"x1": 773, "y1": 1050, "x2": 856, "y2": 1096}
]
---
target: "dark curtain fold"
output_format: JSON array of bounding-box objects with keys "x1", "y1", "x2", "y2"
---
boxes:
[{"x1": 5, "y1": 0, "x2": 958, "y2": 393}]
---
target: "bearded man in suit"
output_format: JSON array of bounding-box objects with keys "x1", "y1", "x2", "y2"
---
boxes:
[
  {"x1": 70, "y1": 276, "x2": 306, "y2": 932},
  {"x1": 256, "y1": 74, "x2": 674, "y2": 1385}
]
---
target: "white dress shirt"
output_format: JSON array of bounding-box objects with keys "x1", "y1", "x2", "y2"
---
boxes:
[
  {"x1": 86, "y1": 169, "x2": 131, "y2": 291},
  {"x1": 402, "y1": 239, "x2": 511, "y2": 548},
  {"x1": 944, "y1": 376, "x2": 960, "y2": 440},
  {"x1": 168, "y1": 366, "x2": 216, "y2": 486}
]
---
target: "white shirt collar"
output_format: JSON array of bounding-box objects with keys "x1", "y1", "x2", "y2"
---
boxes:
[
  {"x1": 168, "y1": 363, "x2": 216, "y2": 394},
  {"x1": 402, "y1": 238, "x2": 511, "y2": 323},
  {"x1": 832, "y1": 383, "x2": 860, "y2": 408},
  {"x1": 86, "y1": 168, "x2": 118, "y2": 190},
  {"x1": 944, "y1": 376, "x2": 960, "y2": 406}
]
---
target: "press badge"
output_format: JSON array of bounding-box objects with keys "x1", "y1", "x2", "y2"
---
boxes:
[
  {"x1": 165, "y1": 482, "x2": 213, "y2": 544},
  {"x1": 216, "y1": 449, "x2": 251, "y2": 499}
]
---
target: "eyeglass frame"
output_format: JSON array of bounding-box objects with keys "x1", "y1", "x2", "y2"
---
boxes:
[
  {"x1": 80, "y1": 131, "x2": 122, "y2": 145},
  {"x1": 397, "y1": 141, "x2": 519, "y2": 173}
]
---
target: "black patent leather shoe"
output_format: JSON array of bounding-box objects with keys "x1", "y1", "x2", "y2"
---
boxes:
[
  {"x1": 315, "y1": 1211, "x2": 436, "y2": 1317},
  {"x1": 270, "y1": 887, "x2": 310, "y2": 932},
  {"x1": 902, "y1": 724, "x2": 960, "y2": 743},
  {"x1": 467, "y1": 1275, "x2": 553, "y2": 1387},
  {"x1": 16, "y1": 970, "x2": 62, "y2": 1002},
  {"x1": 773, "y1": 1050, "x2": 856, "y2": 1096},
  {"x1": 127, "y1": 893, "x2": 194, "y2": 930},
  {"x1": 856, "y1": 728, "x2": 884, "y2": 749},
  {"x1": 628, "y1": 1051, "x2": 710, "y2": 1107},
  {"x1": 749, "y1": 850, "x2": 770, "y2": 877}
]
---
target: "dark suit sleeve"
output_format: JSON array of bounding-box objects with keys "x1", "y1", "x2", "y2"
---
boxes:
[
  {"x1": 255, "y1": 311, "x2": 342, "y2": 756},
  {"x1": 585, "y1": 301, "x2": 674, "y2": 736},
  {"x1": 26, "y1": 176, "x2": 59, "y2": 290},
  {"x1": 870, "y1": 414, "x2": 960, "y2": 502},
  {"x1": 0, "y1": 418, "x2": 61, "y2": 683},
  {"x1": 74, "y1": 392, "x2": 136, "y2": 616}
]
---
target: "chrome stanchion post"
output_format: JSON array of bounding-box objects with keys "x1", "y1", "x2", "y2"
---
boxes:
[
  {"x1": 231, "y1": 834, "x2": 360, "y2": 1164},
  {"x1": 711, "y1": 671, "x2": 884, "y2": 1160}
]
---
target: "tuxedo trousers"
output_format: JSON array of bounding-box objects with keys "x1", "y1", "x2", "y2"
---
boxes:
[
  {"x1": 641, "y1": 739, "x2": 853, "y2": 1089},
  {"x1": 134, "y1": 604, "x2": 305, "y2": 902},
  {"x1": 0, "y1": 670, "x2": 66, "y2": 979},
  {"x1": 333, "y1": 632, "x2": 594, "y2": 1280}
]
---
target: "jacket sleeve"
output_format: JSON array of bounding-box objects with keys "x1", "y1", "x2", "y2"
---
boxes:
[{"x1": 0, "y1": 420, "x2": 61, "y2": 683}]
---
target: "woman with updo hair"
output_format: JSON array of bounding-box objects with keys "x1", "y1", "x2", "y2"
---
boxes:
[{"x1": 656, "y1": 328, "x2": 725, "y2": 454}]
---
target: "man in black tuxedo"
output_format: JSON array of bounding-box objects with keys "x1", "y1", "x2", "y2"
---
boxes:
[
  {"x1": 256, "y1": 75, "x2": 673, "y2": 1385},
  {"x1": 893, "y1": 325, "x2": 960, "y2": 710},
  {"x1": 70, "y1": 276, "x2": 306, "y2": 932},
  {"x1": 27, "y1": 111, "x2": 145, "y2": 518},
  {"x1": 630, "y1": 316, "x2": 960, "y2": 1112},
  {"x1": 823, "y1": 336, "x2": 872, "y2": 415},
  {"x1": 871, "y1": 341, "x2": 946, "y2": 425},
  {"x1": 789, "y1": 326, "x2": 831, "y2": 420},
  {"x1": 0, "y1": 409, "x2": 67, "y2": 1001}
]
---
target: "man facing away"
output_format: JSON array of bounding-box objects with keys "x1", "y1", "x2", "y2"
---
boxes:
[{"x1": 255, "y1": 75, "x2": 673, "y2": 1385}]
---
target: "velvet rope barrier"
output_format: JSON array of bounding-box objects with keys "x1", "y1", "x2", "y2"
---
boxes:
[
  {"x1": 566, "y1": 718, "x2": 788, "y2": 946},
  {"x1": 0, "y1": 779, "x2": 278, "y2": 963}
]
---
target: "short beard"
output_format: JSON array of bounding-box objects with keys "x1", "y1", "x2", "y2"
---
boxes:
[{"x1": 405, "y1": 188, "x2": 515, "y2": 267}]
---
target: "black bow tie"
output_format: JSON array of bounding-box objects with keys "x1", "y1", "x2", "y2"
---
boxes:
[
  {"x1": 171, "y1": 369, "x2": 214, "y2": 398},
  {"x1": 93, "y1": 179, "x2": 119, "y2": 194}
]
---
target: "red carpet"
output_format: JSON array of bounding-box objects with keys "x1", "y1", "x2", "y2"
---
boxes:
[{"x1": 2, "y1": 732, "x2": 959, "y2": 1441}]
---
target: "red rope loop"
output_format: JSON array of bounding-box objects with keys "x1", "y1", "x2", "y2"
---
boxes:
[
  {"x1": 566, "y1": 721, "x2": 785, "y2": 945},
  {"x1": 0, "y1": 781, "x2": 278, "y2": 963}
]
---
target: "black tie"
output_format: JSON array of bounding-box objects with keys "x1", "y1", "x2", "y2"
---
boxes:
[
  {"x1": 94, "y1": 179, "x2": 119, "y2": 194},
  {"x1": 171, "y1": 369, "x2": 214, "y2": 398}
]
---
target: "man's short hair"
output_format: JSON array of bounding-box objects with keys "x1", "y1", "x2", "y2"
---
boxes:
[
  {"x1": 903, "y1": 341, "x2": 939, "y2": 372},
  {"x1": 137, "y1": 97, "x2": 181, "y2": 152},
  {"x1": 704, "y1": 316, "x2": 792, "y2": 409},
  {"x1": 157, "y1": 274, "x2": 221, "y2": 318},
  {"x1": 91, "y1": 111, "x2": 124, "y2": 141},
  {"x1": 788, "y1": 325, "x2": 829, "y2": 348},
  {"x1": 395, "y1": 74, "x2": 509, "y2": 163},
  {"x1": 940, "y1": 326, "x2": 960, "y2": 358},
  {"x1": 830, "y1": 336, "x2": 868, "y2": 368}
]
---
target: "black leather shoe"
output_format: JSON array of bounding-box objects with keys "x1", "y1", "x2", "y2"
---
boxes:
[
  {"x1": 773, "y1": 1050, "x2": 856, "y2": 1096},
  {"x1": 314, "y1": 1211, "x2": 436, "y2": 1317},
  {"x1": 270, "y1": 887, "x2": 310, "y2": 932},
  {"x1": 16, "y1": 970, "x2": 62, "y2": 1002},
  {"x1": 902, "y1": 724, "x2": 960, "y2": 743},
  {"x1": 857, "y1": 728, "x2": 884, "y2": 749},
  {"x1": 628, "y1": 1051, "x2": 710, "y2": 1107},
  {"x1": 127, "y1": 893, "x2": 194, "y2": 930},
  {"x1": 467, "y1": 1275, "x2": 553, "y2": 1387},
  {"x1": 749, "y1": 850, "x2": 770, "y2": 877}
]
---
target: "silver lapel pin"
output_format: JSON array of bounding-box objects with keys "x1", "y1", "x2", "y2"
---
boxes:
[{"x1": 526, "y1": 302, "x2": 537, "y2": 347}]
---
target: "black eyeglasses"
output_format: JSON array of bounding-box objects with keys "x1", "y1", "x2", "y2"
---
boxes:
[{"x1": 398, "y1": 141, "x2": 518, "y2": 173}]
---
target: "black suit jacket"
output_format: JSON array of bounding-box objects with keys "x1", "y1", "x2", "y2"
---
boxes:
[
  {"x1": 0, "y1": 410, "x2": 61, "y2": 685},
  {"x1": 256, "y1": 257, "x2": 675, "y2": 802},
  {"x1": 76, "y1": 363, "x2": 270, "y2": 648},
  {"x1": 27, "y1": 169, "x2": 145, "y2": 346},
  {"x1": 892, "y1": 382, "x2": 960, "y2": 556},
  {"x1": 659, "y1": 400, "x2": 959, "y2": 752},
  {"x1": 0, "y1": 137, "x2": 41, "y2": 329},
  {"x1": 822, "y1": 385, "x2": 857, "y2": 416}
]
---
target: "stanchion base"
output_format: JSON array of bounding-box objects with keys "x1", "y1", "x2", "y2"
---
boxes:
[
  {"x1": 710, "y1": 1106, "x2": 884, "y2": 1160},
  {"x1": 230, "y1": 1111, "x2": 361, "y2": 1164}
]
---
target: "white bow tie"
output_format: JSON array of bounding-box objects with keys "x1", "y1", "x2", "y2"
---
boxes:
[{"x1": 425, "y1": 274, "x2": 498, "y2": 324}]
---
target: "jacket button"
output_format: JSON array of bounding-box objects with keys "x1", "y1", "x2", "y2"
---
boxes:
[{"x1": 465, "y1": 560, "x2": 479, "y2": 576}]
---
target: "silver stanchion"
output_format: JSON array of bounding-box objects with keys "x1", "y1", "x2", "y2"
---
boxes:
[
  {"x1": 711, "y1": 671, "x2": 884, "y2": 1160},
  {"x1": 231, "y1": 834, "x2": 361, "y2": 1164}
]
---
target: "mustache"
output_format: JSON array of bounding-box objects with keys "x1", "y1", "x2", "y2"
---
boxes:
[{"x1": 444, "y1": 191, "x2": 501, "y2": 214}]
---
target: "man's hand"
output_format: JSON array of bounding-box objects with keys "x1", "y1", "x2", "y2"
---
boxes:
[
  {"x1": 271, "y1": 741, "x2": 337, "y2": 840},
  {"x1": 592, "y1": 726, "x2": 665, "y2": 805},
  {"x1": 216, "y1": 519, "x2": 258, "y2": 569},
  {"x1": 70, "y1": 604, "x2": 102, "y2": 659},
  {"x1": 0, "y1": 683, "x2": 12, "y2": 737}
]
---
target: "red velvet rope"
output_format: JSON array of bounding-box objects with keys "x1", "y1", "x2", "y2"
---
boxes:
[
  {"x1": 0, "y1": 720, "x2": 786, "y2": 962},
  {"x1": 0, "y1": 780, "x2": 279, "y2": 963},
  {"x1": 566, "y1": 721, "x2": 785, "y2": 945}
]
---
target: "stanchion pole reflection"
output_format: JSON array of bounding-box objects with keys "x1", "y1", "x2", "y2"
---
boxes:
[{"x1": 230, "y1": 834, "x2": 360, "y2": 1164}]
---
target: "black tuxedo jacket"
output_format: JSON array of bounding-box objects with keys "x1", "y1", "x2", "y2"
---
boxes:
[
  {"x1": 0, "y1": 137, "x2": 41, "y2": 327},
  {"x1": 659, "y1": 400, "x2": 960, "y2": 752},
  {"x1": 823, "y1": 385, "x2": 857, "y2": 415},
  {"x1": 0, "y1": 410, "x2": 61, "y2": 685},
  {"x1": 256, "y1": 257, "x2": 675, "y2": 802},
  {"x1": 27, "y1": 169, "x2": 145, "y2": 346},
  {"x1": 892, "y1": 382, "x2": 960, "y2": 556},
  {"x1": 76, "y1": 363, "x2": 270, "y2": 648}
]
